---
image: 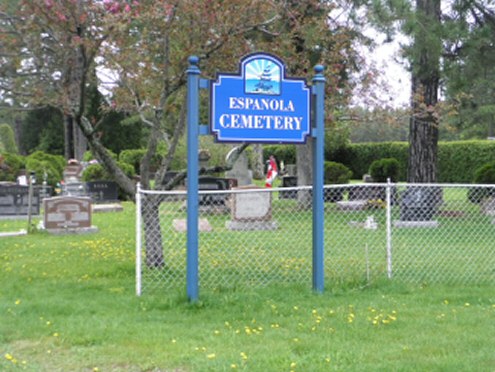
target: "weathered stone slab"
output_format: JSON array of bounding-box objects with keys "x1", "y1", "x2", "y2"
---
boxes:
[
  {"x1": 63, "y1": 164, "x2": 83, "y2": 183},
  {"x1": 225, "y1": 220, "x2": 278, "y2": 231},
  {"x1": 172, "y1": 218, "x2": 212, "y2": 232},
  {"x1": 337, "y1": 200, "x2": 367, "y2": 211},
  {"x1": 92, "y1": 203, "x2": 124, "y2": 213},
  {"x1": 394, "y1": 220, "x2": 439, "y2": 228}
]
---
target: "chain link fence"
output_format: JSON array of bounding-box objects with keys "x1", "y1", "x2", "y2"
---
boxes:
[{"x1": 136, "y1": 183, "x2": 495, "y2": 294}]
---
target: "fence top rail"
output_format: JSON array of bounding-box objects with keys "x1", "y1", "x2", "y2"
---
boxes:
[{"x1": 137, "y1": 182, "x2": 495, "y2": 196}]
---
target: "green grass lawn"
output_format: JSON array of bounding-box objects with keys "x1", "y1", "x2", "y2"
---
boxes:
[{"x1": 1, "y1": 202, "x2": 494, "y2": 371}]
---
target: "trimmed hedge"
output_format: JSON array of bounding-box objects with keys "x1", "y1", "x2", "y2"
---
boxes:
[
  {"x1": 332, "y1": 142, "x2": 409, "y2": 181},
  {"x1": 263, "y1": 145, "x2": 296, "y2": 165},
  {"x1": 437, "y1": 141, "x2": 495, "y2": 183}
]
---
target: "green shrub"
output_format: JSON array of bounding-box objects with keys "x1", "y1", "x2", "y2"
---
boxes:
[
  {"x1": 82, "y1": 149, "x2": 118, "y2": 163},
  {"x1": 474, "y1": 162, "x2": 495, "y2": 183},
  {"x1": 369, "y1": 158, "x2": 400, "y2": 182},
  {"x1": 0, "y1": 153, "x2": 25, "y2": 182},
  {"x1": 27, "y1": 151, "x2": 65, "y2": 176},
  {"x1": 119, "y1": 149, "x2": 147, "y2": 174},
  {"x1": 119, "y1": 148, "x2": 168, "y2": 174},
  {"x1": 82, "y1": 161, "x2": 135, "y2": 182},
  {"x1": 468, "y1": 161, "x2": 495, "y2": 203},
  {"x1": 25, "y1": 158, "x2": 61, "y2": 188},
  {"x1": 0, "y1": 123, "x2": 18, "y2": 154},
  {"x1": 324, "y1": 161, "x2": 352, "y2": 184}
]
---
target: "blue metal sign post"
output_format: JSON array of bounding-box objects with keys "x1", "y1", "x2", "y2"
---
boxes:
[
  {"x1": 186, "y1": 54, "x2": 325, "y2": 301},
  {"x1": 186, "y1": 56, "x2": 200, "y2": 302},
  {"x1": 312, "y1": 65, "x2": 326, "y2": 293}
]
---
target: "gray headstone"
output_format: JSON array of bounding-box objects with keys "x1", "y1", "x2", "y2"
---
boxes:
[
  {"x1": 225, "y1": 148, "x2": 253, "y2": 186},
  {"x1": 226, "y1": 187, "x2": 277, "y2": 230}
]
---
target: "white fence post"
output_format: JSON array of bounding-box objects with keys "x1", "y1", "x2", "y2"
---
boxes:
[
  {"x1": 135, "y1": 182, "x2": 142, "y2": 296},
  {"x1": 386, "y1": 179, "x2": 393, "y2": 279}
]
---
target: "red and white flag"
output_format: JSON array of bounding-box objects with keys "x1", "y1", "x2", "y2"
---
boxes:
[{"x1": 265, "y1": 156, "x2": 278, "y2": 187}]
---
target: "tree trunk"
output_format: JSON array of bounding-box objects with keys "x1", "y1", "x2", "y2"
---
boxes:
[
  {"x1": 252, "y1": 144, "x2": 264, "y2": 180},
  {"x1": 64, "y1": 114, "x2": 75, "y2": 160},
  {"x1": 141, "y1": 194, "x2": 165, "y2": 268},
  {"x1": 73, "y1": 125, "x2": 87, "y2": 161},
  {"x1": 296, "y1": 139, "x2": 313, "y2": 208},
  {"x1": 78, "y1": 116, "x2": 136, "y2": 197},
  {"x1": 407, "y1": 0, "x2": 441, "y2": 183}
]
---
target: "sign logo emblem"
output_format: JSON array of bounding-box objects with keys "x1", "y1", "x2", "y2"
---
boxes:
[
  {"x1": 211, "y1": 53, "x2": 311, "y2": 144},
  {"x1": 244, "y1": 58, "x2": 281, "y2": 95}
]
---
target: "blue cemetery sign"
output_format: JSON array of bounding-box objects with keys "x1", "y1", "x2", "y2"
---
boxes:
[
  {"x1": 211, "y1": 53, "x2": 311, "y2": 143},
  {"x1": 185, "y1": 54, "x2": 325, "y2": 302}
]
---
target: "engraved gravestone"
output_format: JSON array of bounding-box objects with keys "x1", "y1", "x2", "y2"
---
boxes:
[
  {"x1": 86, "y1": 181, "x2": 119, "y2": 203},
  {"x1": 226, "y1": 186, "x2": 277, "y2": 230},
  {"x1": 44, "y1": 196, "x2": 97, "y2": 233},
  {"x1": 0, "y1": 184, "x2": 40, "y2": 216},
  {"x1": 279, "y1": 176, "x2": 297, "y2": 199}
]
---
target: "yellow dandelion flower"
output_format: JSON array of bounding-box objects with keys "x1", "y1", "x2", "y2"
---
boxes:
[
  {"x1": 5, "y1": 353, "x2": 13, "y2": 361},
  {"x1": 207, "y1": 353, "x2": 216, "y2": 359},
  {"x1": 15, "y1": 299, "x2": 21, "y2": 305},
  {"x1": 231, "y1": 364, "x2": 237, "y2": 369},
  {"x1": 464, "y1": 302, "x2": 470, "y2": 307},
  {"x1": 240, "y1": 352, "x2": 248, "y2": 360},
  {"x1": 290, "y1": 362, "x2": 297, "y2": 368},
  {"x1": 53, "y1": 332, "x2": 59, "y2": 337}
]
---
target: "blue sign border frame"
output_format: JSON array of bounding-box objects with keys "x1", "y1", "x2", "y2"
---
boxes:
[{"x1": 210, "y1": 52, "x2": 311, "y2": 144}]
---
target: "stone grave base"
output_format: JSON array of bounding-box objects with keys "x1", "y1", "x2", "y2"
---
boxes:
[
  {"x1": 336, "y1": 200, "x2": 367, "y2": 211},
  {"x1": 92, "y1": 203, "x2": 124, "y2": 213},
  {"x1": 394, "y1": 220, "x2": 439, "y2": 228},
  {"x1": 0, "y1": 229, "x2": 27, "y2": 237},
  {"x1": 45, "y1": 226, "x2": 99, "y2": 235},
  {"x1": 226, "y1": 220, "x2": 278, "y2": 231},
  {"x1": 173, "y1": 218, "x2": 212, "y2": 232}
]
